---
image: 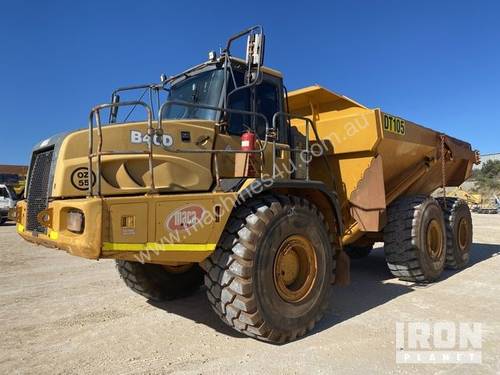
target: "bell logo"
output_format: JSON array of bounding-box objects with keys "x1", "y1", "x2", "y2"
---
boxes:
[{"x1": 166, "y1": 205, "x2": 205, "y2": 231}]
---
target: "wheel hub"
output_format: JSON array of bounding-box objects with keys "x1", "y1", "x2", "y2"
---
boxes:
[
  {"x1": 426, "y1": 219, "x2": 444, "y2": 261},
  {"x1": 273, "y1": 235, "x2": 317, "y2": 303},
  {"x1": 458, "y1": 217, "x2": 469, "y2": 251}
]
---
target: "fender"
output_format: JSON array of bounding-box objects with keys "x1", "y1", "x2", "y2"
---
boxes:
[{"x1": 236, "y1": 178, "x2": 343, "y2": 235}]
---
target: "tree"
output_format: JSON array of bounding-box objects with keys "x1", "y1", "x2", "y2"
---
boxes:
[{"x1": 474, "y1": 160, "x2": 500, "y2": 193}]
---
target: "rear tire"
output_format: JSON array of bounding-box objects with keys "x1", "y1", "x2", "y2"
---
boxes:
[
  {"x1": 201, "y1": 194, "x2": 336, "y2": 343},
  {"x1": 0, "y1": 218, "x2": 6, "y2": 225},
  {"x1": 436, "y1": 197, "x2": 472, "y2": 269},
  {"x1": 384, "y1": 195, "x2": 446, "y2": 282},
  {"x1": 115, "y1": 260, "x2": 203, "y2": 302}
]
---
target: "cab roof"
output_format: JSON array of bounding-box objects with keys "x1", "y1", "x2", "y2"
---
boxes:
[{"x1": 227, "y1": 56, "x2": 283, "y2": 79}]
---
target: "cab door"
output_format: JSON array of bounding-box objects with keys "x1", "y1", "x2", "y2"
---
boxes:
[{"x1": 216, "y1": 72, "x2": 291, "y2": 179}]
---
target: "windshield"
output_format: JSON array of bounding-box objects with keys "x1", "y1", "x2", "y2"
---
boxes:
[{"x1": 162, "y1": 68, "x2": 224, "y2": 121}]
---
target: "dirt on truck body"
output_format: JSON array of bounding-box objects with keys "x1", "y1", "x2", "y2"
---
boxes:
[{"x1": 16, "y1": 26, "x2": 479, "y2": 343}]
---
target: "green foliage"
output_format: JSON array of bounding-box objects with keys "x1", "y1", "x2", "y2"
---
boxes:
[{"x1": 474, "y1": 160, "x2": 500, "y2": 192}]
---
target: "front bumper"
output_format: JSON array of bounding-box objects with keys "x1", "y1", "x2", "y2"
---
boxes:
[
  {"x1": 16, "y1": 191, "x2": 238, "y2": 264},
  {"x1": 17, "y1": 198, "x2": 103, "y2": 259}
]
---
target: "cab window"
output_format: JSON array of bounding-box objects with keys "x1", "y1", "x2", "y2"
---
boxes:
[
  {"x1": 255, "y1": 81, "x2": 279, "y2": 138},
  {"x1": 227, "y1": 73, "x2": 281, "y2": 139},
  {"x1": 226, "y1": 71, "x2": 249, "y2": 135}
]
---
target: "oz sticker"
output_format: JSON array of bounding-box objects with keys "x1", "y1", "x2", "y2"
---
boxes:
[{"x1": 71, "y1": 167, "x2": 96, "y2": 191}]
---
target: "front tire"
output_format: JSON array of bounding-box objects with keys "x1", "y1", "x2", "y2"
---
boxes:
[
  {"x1": 116, "y1": 260, "x2": 203, "y2": 302},
  {"x1": 201, "y1": 194, "x2": 335, "y2": 343},
  {"x1": 384, "y1": 195, "x2": 446, "y2": 282}
]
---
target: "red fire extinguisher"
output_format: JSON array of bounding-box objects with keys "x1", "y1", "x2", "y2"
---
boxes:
[
  {"x1": 241, "y1": 130, "x2": 256, "y2": 176},
  {"x1": 240, "y1": 130, "x2": 256, "y2": 152}
]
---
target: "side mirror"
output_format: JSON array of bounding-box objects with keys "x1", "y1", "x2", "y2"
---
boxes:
[
  {"x1": 246, "y1": 32, "x2": 264, "y2": 66},
  {"x1": 110, "y1": 94, "x2": 120, "y2": 123},
  {"x1": 245, "y1": 32, "x2": 265, "y2": 84}
]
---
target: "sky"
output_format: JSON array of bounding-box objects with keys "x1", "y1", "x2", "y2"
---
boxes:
[{"x1": 1, "y1": 0, "x2": 499, "y2": 165}]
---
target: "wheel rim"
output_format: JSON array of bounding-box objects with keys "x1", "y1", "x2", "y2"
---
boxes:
[
  {"x1": 426, "y1": 219, "x2": 444, "y2": 261},
  {"x1": 273, "y1": 234, "x2": 317, "y2": 303},
  {"x1": 458, "y1": 217, "x2": 469, "y2": 251}
]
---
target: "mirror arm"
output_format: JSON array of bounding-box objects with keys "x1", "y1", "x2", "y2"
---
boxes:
[{"x1": 109, "y1": 94, "x2": 120, "y2": 123}]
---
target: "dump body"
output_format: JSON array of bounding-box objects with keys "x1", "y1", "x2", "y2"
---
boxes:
[{"x1": 288, "y1": 85, "x2": 477, "y2": 244}]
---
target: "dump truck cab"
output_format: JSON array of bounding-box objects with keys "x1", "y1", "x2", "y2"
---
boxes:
[{"x1": 17, "y1": 25, "x2": 333, "y2": 259}]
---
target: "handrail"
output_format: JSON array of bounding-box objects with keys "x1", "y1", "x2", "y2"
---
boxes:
[
  {"x1": 108, "y1": 84, "x2": 170, "y2": 123},
  {"x1": 158, "y1": 99, "x2": 271, "y2": 154},
  {"x1": 222, "y1": 25, "x2": 264, "y2": 115},
  {"x1": 88, "y1": 101, "x2": 154, "y2": 197},
  {"x1": 87, "y1": 99, "x2": 332, "y2": 196},
  {"x1": 272, "y1": 112, "x2": 332, "y2": 183},
  {"x1": 272, "y1": 112, "x2": 311, "y2": 180},
  {"x1": 88, "y1": 99, "x2": 273, "y2": 197},
  {"x1": 158, "y1": 99, "x2": 272, "y2": 186}
]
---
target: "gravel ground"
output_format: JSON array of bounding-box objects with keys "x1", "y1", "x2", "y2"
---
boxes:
[{"x1": 0, "y1": 214, "x2": 499, "y2": 374}]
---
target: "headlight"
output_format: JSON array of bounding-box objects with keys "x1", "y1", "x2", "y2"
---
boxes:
[{"x1": 67, "y1": 210, "x2": 84, "y2": 233}]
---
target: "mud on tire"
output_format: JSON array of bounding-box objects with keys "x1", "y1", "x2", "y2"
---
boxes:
[
  {"x1": 201, "y1": 194, "x2": 336, "y2": 343},
  {"x1": 116, "y1": 260, "x2": 203, "y2": 302},
  {"x1": 436, "y1": 197, "x2": 472, "y2": 269},
  {"x1": 384, "y1": 195, "x2": 446, "y2": 282}
]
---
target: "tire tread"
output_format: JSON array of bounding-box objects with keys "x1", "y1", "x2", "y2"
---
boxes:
[{"x1": 201, "y1": 194, "x2": 335, "y2": 343}]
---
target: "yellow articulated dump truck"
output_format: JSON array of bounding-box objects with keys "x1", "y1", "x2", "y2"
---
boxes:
[{"x1": 17, "y1": 26, "x2": 478, "y2": 343}]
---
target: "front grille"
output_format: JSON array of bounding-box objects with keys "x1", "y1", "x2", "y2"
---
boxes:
[{"x1": 26, "y1": 148, "x2": 54, "y2": 233}]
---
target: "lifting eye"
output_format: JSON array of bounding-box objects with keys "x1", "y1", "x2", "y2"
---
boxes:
[{"x1": 37, "y1": 208, "x2": 53, "y2": 228}]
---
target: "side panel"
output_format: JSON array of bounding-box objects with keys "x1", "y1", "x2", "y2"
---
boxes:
[{"x1": 99, "y1": 192, "x2": 239, "y2": 263}]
